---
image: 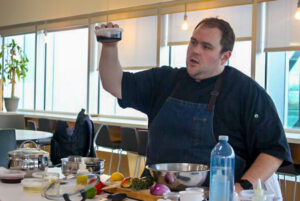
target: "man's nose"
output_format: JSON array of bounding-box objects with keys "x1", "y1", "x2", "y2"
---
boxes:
[{"x1": 192, "y1": 45, "x2": 202, "y2": 55}]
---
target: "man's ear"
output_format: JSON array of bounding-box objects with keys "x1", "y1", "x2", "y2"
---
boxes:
[{"x1": 220, "y1": 51, "x2": 232, "y2": 65}]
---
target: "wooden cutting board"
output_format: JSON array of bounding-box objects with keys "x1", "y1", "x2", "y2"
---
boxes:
[{"x1": 104, "y1": 187, "x2": 162, "y2": 201}]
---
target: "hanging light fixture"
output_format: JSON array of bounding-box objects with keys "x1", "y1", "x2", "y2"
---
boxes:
[
  {"x1": 43, "y1": 30, "x2": 48, "y2": 44},
  {"x1": 295, "y1": 0, "x2": 300, "y2": 20},
  {"x1": 181, "y1": 3, "x2": 188, "y2": 30}
]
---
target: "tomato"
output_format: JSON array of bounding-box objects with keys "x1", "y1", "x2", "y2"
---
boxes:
[{"x1": 95, "y1": 181, "x2": 104, "y2": 194}]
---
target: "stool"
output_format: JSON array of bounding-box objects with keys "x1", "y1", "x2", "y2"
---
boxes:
[
  {"x1": 94, "y1": 125, "x2": 122, "y2": 174},
  {"x1": 276, "y1": 164, "x2": 300, "y2": 201}
]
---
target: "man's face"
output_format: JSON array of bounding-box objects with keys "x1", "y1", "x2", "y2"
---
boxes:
[{"x1": 186, "y1": 25, "x2": 231, "y2": 81}]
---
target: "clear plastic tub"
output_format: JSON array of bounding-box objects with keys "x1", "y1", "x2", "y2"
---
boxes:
[
  {"x1": 240, "y1": 190, "x2": 275, "y2": 201},
  {"x1": 94, "y1": 27, "x2": 123, "y2": 43},
  {"x1": 185, "y1": 187, "x2": 204, "y2": 193},
  {"x1": 22, "y1": 178, "x2": 43, "y2": 193},
  {"x1": 163, "y1": 192, "x2": 180, "y2": 201}
]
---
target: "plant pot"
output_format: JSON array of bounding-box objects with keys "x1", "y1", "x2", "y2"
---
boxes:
[
  {"x1": 0, "y1": 79, "x2": 3, "y2": 111},
  {"x1": 4, "y1": 97, "x2": 19, "y2": 112}
]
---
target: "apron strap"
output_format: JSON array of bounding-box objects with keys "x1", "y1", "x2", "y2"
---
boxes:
[
  {"x1": 170, "y1": 69, "x2": 225, "y2": 111},
  {"x1": 206, "y1": 70, "x2": 225, "y2": 112},
  {"x1": 170, "y1": 72, "x2": 186, "y2": 97}
]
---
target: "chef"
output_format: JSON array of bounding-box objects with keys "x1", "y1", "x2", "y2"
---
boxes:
[{"x1": 97, "y1": 17, "x2": 292, "y2": 198}]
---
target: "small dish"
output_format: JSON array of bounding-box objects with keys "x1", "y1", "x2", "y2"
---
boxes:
[
  {"x1": 94, "y1": 27, "x2": 123, "y2": 43},
  {"x1": 0, "y1": 169, "x2": 26, "y2": 183}
]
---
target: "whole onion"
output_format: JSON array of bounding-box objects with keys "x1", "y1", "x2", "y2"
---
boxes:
[
  {"x1": 150, "y1": 183, "x2": 171, "y2": 196},
  {"x1": 164, "y1": 172, "x2": 175, "y2": 184}
]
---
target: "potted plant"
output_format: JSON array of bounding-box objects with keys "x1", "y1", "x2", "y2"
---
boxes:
[{"x1": 0, "y1": 39, "x2": 29, "y2": 111}]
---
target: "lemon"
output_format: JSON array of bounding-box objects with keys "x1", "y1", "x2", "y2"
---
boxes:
[{"x1": 110, "y1": 172, "x2": 124, "y2": 182}]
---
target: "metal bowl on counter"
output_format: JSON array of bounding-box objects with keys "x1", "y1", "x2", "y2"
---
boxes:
[
  {"x1": 8, "y1": 141, "x2": 49, "y2": 173},
  {"x1": 146, "y1": 163, "x2": 209, "y2": 191},
  {"x1": 61, "y1": 156, "x2": 105, "y2": 177}
]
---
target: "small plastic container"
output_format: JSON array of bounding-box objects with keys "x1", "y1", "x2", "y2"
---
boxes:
[
  {"x1": 163, "y1": 192, "x2": 180, "y2": 201},
  {"x1": 185, "y1": 187, "x2": 204, "y2": 193},
  {"x1": 22, "y1": 178, "x2": 43, "y2": 193},
  {"x1": 240, "y1": 190, "x2": 275, "y2": 201},
  {"x1": 0, "y1": 169, "x2": 26, "y2": 183},
  {"x1": 94, "y1": 27, "x2": 123, "y2": 43},
  {"x1": 179, "y1": 190, "x2": 205, "y2": 201}
]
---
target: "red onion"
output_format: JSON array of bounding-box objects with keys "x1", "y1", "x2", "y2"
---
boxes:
[{"x1": 150, "y1": 183, "x2": 171, "y2": 196}]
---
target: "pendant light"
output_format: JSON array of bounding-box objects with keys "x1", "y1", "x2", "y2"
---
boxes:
[
  {"x1": 43, "y1": 30, "x2": 48, "y2": 44},
  {"x1": 295, "y1": 0, "x2": 300, "y2": 20},
  {"x1": 181, "y1": 3, "x2": 188, "y2": 30}
]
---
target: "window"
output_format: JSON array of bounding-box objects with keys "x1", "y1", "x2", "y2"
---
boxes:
[
  {"x1": 97, "y1": 16, "x2": 157, "y2": 118},
  {"x1": 40, "y1": 28, "x2": 89, "y2": 113},
  {"x1": 169, "y1": 41, "x2": 252, "y2": 77},
  {"x1": 266, "y1": 51, "x2": 300, "y2": 129},
  {"x1": 2, "y1": 34, "x2": 35, "y2": 110}
]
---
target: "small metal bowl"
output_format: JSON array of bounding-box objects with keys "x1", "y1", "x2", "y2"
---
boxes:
[
  {"x1": 61, "y1": 156, "x2": 105, "y2": 177},
  {"x1": 146, "y1": 163, "x2": 209, "y2": 191}
]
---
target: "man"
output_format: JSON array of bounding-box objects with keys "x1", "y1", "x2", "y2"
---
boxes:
[{"x1": 98, "y1": 18, "x2": 292, "y2": 195}]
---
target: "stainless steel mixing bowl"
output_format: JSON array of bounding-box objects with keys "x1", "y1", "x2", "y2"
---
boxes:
[{"x1": 146, "y1": 163, "x2": 209, "y2": 191}]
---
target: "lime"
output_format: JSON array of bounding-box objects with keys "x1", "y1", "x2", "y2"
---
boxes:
[{"x1": 86, "y1": 187, "x2": 97, "y2": 199}]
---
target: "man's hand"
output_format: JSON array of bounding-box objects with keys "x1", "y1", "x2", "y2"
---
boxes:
[{"x1": 234, "y1": 182, "x2": 243, "y2": 195}]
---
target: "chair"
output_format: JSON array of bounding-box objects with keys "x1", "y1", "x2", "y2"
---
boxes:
[
  {"x1": 0, "y1": 114, "x2": 25, "y2": 129},
  {"x1": 136, "y1": 129, "x2": 148, "y2": 177},
  {"x1": 120, "y1": 127, "x2": 139, "y2": 176},
  {"x1": 36, "y1": 118, "x2": 53, "y2": 147},
  {"x1": 27, "y1": 120, "x2": 37, "y2": 130},
  {"x1": 94, "y1": 125, "x2": 122, "y2": 174},
  {"x1": 277, "y1": 164, "x2": 300, "y2": 201},
  {"x1": 0, "y1": 130, "x2": 17, "y2": 168},
  {"x1": 38, "y1": 118, "x2": 54, "y2": 132}
]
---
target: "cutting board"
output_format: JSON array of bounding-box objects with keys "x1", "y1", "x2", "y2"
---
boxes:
[{"x1": 104, "y1": 187, "x2": 162, "y2": 201}]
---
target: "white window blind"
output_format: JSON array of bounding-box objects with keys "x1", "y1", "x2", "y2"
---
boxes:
[
  {"x1": 168, "y1": 4, "x2": 252, "y2": 44},
  {"x1": 96, "y1": 16, "x2": 158, "y2": 68},
  {"x1": 265, "y1": 0, "x2": 300, "y2": 50}
]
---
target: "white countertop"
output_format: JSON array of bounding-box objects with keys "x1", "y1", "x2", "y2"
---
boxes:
[
  {"x1": 0, "y1": 168, "x2": 137, "y2": 201},
  {"x1": 0, "y1": 111, "x2": 148, "y2": 129},
  {"x1": 1, "y1": 111, "x2": 300, "y2": 144}
]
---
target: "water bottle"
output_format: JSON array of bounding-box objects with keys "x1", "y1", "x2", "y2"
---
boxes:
[{"x1": 209, "y1": 135, "x2": 235, "y2": 201}]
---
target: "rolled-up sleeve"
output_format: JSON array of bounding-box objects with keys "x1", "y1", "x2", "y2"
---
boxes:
[{"x1": 118, "y1": 68, "x2": 160, "y2": 115}]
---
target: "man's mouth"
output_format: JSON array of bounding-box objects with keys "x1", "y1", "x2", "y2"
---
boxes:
[{"x1": 190, "y1": 58, "x2": 199, "y2": 65}]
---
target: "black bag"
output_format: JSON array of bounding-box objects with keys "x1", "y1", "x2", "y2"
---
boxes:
[{"x1": 50, "y1": 109, "x2": 96, "y2": 165}]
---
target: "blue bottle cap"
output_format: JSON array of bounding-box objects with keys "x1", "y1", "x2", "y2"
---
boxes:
[{"x1": 219, "y1": 135, "x2": 228, "y2": 141}]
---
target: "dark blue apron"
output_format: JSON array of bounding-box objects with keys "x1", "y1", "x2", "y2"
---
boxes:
[{"x1": 146, "y1": 70, "x2": 246, "y2": 182}]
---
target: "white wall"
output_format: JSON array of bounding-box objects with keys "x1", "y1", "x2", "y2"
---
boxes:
[{"x1": 0, "y1": 0, "x2": 172, "y2": 27}]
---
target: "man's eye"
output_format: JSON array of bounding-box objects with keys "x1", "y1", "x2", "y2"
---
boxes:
[
  {"x1": 203, "y1": 45, "x2": 210, "y2": 49},
  {"x1": 190, "y1": 40, "x2": 197, "y2": 45}
]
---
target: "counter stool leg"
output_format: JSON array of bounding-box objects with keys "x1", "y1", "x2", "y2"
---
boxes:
[
  {"x1": 293, "y1": 176, "x2": 297, "y2": 201},
  {"x1": 134, "y1": 156, "x2": 140, "y2": 177},
  {"x1": 116, "y1": 149, "x2": 122, "y2": 172},
  {"x1": 284, "y1": 174, "x2": 287, "y2": 201},
  {"x1": 109, "y1": 149, "x2": 114, "y2": 175},
  {"x1": 137, "y1": 157, "x2": 142, "y2": 178}
]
